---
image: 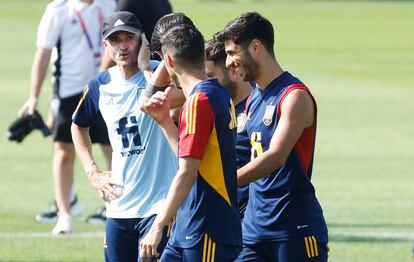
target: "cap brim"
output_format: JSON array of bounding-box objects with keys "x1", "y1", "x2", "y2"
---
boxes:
[{"x1": 103, "y1": 26, "x2": 141, "y2": 40}]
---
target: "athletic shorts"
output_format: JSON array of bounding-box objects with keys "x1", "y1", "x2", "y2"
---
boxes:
[
  {"x1": 105, "y1": 215, "x2": 171, "y2": 262},
  {"x1": 235, "y1": 234, "x2": 328, "y2": 262},
  {"x1": 51, "y1": 94, "x2": 109, "y2": 144},
  {"x1": 161, "y1": 234, "x2": 241, "y2": 262}
]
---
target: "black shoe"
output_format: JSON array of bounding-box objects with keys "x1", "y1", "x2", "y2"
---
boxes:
[
  {"x1": 85, "y1": 206, "x2": 106, "y2": 225},
  {"x1": 34, "y1": 196, "x2": 84, "y2": 224}
]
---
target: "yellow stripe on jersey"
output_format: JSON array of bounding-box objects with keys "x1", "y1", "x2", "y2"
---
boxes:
[
  {"x1": 198, "y1": 126, "x2": 231, "y2": 205},
  {"x1": 308, "y1": 236, "x2": 315, "y2": 257},
  {"x1": 211, "y1": 241, "x2": 216, "y2": 262},
  {"x1": 304, "y1": 236, "x2": 311, "y2": 258},
  {"x1": 166, "y1": 224, "x2": 171, "y2": 237},
  {"x1": 201, "y1": 234, "x2": 216, "y2": 262},
  {"x1": 202, "y1": 234, "x2": 208, "y2": 262},
  {"x1": 206, "y1": 237, "x2": 212, "y2": 262},
  {"x1": 191, "y1": 93, "x2": 198, "y2": 134},
  {"x1": 185, "y1": 95, "x2": 191, "y2": 134},
  {"x1": 185, "y1": 93, "x2": 199, "y2": 134},
  {"x1": 229, "y1": 99, "x2": 237, "y2": 129},
  {"x1": 72, "y1": 85, "x2": 89, "y2": 119},
  {"x1": 312, "y1": 235, "x2": 319, "y2": 256}
]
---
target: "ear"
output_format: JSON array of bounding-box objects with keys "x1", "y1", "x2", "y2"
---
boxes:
[
  {"x1": 249, "y1": 39, "x2": 262, "y2": 55},
  {"x1": 165, "y1": 53, "x2": 174, "y2": 69}
]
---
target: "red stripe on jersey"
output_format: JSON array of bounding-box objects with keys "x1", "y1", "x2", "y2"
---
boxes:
[
  {"x1": 179, "y1": 91, "x2": 215, "y2": 159},
  {"x1": 278, "y1": 84, "x2": 317, "y2": 175}
]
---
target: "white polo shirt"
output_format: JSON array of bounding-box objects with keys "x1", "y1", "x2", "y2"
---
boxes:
[{"x1": 37, "y1": 0, "x2": 115, "y2": 99}]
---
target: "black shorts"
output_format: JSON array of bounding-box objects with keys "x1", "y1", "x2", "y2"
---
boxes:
[{"x1": 51, "y1": 93, "x2": 110, "y2": 144}]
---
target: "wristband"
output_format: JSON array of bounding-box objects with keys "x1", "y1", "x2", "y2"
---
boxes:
[
  {"x1": 144, "y1": 83, "x2": 166, "y2": 97},
  {"x1": 142, "y1": 66, "x2": 152, "y2": 72}
]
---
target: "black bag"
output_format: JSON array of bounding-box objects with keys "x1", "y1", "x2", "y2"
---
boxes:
[{"x1": 7, "y1": 110, "x2": 51, "y2": 143}]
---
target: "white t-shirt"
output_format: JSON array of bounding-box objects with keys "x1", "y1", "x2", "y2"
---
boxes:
[
  {"x1": 72, "y1": 61, "x2": 178, "y2": 218},
  {"x1": 37, "y1": 0, "x2": 115, "y2": 99}
]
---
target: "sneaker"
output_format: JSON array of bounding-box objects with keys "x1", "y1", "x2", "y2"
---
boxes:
[
  {"x1": 52, "y1": 214, "x2": 73, "y2": 235},
  {"x1": 35, "y1": 196, "x2": 84, "y2": 224},
  {"x1": 85, "y1": 206, "x2": 106, "y2": 225}
]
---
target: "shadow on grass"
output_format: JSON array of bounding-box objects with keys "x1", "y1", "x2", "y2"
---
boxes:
[
  {"x1": 328, "y1": 223, "x2": 414, "y2": 230},
  {"x1": 330, "y1": 234, "x2": 413, "y2": 243}
]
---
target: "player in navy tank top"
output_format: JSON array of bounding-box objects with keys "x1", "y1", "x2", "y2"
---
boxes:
[{"x1": 217, "y1": 12, "x2": 328, "y2": 262}]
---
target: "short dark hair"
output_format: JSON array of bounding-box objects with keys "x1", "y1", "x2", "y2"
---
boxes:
[
  {"x1": 205, "y1": 37, "x2": 226, "y2": 67},
  {"x1": 216, "y1": 12, "x2": 275, "y2": 56},
  {"x1": 151, "y1": 12, "x2": 195, "y2": 55},
  {"x1": 161, "y1": 24, "x2": 205, "y2": 70}
]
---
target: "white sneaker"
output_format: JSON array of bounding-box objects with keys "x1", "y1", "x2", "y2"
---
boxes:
[{"x1": 52, "y1": 214, "x2": 73, "y2": 235}]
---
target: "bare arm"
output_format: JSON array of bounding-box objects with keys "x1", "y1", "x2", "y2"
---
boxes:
[
  {"x1": 19, "y1": 47, "x2": 52, "y2": 116},
  {"x1": 137, "y1": 34, "x2": 153, "y2": 81},
  {"x1": 237, "y1": 90, "x2": 315, "y2": 186},
  {"x1": 71, "y1": 123, "x2": 120, "y2": 200},
  {"x1": 140, "y1": 157, "x2": 199, "y2": 258},
  {"x1": 158, "y1": 117, "x2": 179, "y2": 156},
  {"x1": 71, "y1": 123, "x2": 98, "y2": 173},
  {"x1": 143, "y1": 87, "x2": 179, "y2": 155},
  {"x1": 139, "y1": 61, "x2": 185, "y2": 111}
]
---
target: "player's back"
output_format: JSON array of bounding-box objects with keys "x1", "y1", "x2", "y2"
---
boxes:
[{"x1": 171, "y1": 79, "x2": 242, "y2": 248}]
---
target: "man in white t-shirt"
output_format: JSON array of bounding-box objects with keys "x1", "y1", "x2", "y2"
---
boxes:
[
  {"x1": 18, "y1": 0, "x2": 115, "y2": 234},
  {"x1": 71, "y1": 11, "x2": 178, "y2": 261}
]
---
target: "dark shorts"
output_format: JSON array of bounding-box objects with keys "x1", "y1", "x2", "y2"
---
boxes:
[
  {"x1": 236, "y1": 234, "x2": 328, "y2": 262},
  {"x1": 51, "y1": 94, "x2": 109, "y2": 144},
  {"x1": 105, "y1": 215, "x2": 170, "y2": 262},
  {"x1": 161, "y1": 234, "x2": 241, "y2": 262}
]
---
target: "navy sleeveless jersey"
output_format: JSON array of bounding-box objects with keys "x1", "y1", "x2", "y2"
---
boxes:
[
  {"x1": 243, "y1": 71, "x2": 328, "y2": 242},
  {"x1": 169, "y1": 79, "x2": 242, "y2": 248}
]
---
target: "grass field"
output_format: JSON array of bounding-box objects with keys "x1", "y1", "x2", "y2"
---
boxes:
[{"x1": 1, "y1": 0, "x2": 413, "y2": 261}]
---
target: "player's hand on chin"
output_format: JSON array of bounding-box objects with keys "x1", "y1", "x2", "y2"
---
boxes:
[{"x1": 140, "y1": 225, "x2": 163, "y2": 260}]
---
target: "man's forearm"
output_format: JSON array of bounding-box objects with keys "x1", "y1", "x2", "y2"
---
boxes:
[
  {"x1": 153, "y1": 162, "x2": 197, "y2": 229},
  {"x1": 71, "y1": 123, "x2": 100, "y2": 174},
  {"x1": 237, "y1": 149, "x2": 285, "y2": 186},
  {"x1": 159, "y1": 117, "x2": 179, "y2": 156},
  {"x1": 30, "y1": 48, "x2": 52, "y2": 99}
]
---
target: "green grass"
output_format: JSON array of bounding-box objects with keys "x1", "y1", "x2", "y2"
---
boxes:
[{"x1": 1, "y1": 0, "x2": 413, "y2": 261}]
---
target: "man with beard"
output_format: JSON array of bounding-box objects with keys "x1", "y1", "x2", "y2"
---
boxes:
[
  {"x1": 71, "y1": 11, "x2": 177, "y2": 261},
  {"x1": 205, "y1": 37, "x2": 252, "y2": 221},
  {"x1": 139, "y1": 24, "x2": 242, "y2": 261},
  {"x1": 216, "y1": 12, "x2": 329, "y2": 262}
]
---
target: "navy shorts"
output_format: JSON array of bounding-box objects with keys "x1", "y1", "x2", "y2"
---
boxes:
[
  {"x1": 51, "y1": 93, "x2": 109, "y2": 144},
  {"x1": 161, "y1": 234, "x2": 241, "y2": 262},
  {"x1": 236, "y1": 234, "x2": 328, "y2": 262},
  {"x1": 104, "y1": 215, "x2": 170, "y2": 262}
]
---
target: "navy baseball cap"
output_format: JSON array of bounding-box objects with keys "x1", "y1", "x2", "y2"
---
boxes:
[{"x1": 102, "y1": 11, "x2": 143, "y2": 40}]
